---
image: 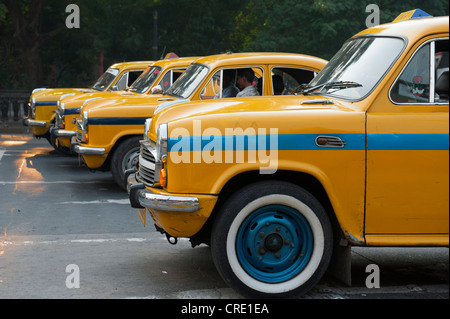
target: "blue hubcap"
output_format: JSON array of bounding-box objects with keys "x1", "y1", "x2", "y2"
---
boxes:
[{"x1": 236, "y1": 205, "x2": 313, "y2": 283}]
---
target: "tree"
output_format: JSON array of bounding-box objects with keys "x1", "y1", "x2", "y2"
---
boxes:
[
  {"x1": 231, "y1": 0, "x2": 449, "y2": 60},
  {"x1": 0, "y1": 0, "x2": 66, "y2": 89}
]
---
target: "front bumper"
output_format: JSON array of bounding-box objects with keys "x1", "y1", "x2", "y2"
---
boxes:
[
  {"x1": 73, "y1": 144, "x2": 106, "y2": 156},
  {"x1": 53, "y1": 129, "x2": 77, "y2": 138},
  {"x1": 126, "y1": 173, "x2": 217, "y2": 238},
  {"x1": 23, "y1": 118, "x2": 46, "y2": 127},
  {"x1": 127, "y1": 173, "x2": 199, "y2": 212}
]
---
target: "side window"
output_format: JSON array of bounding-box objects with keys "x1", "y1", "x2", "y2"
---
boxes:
[
  {"x1": 127, "y1": 71, "x2": 143, "y2": 87},
  {"x1": 157, "y1": 69, "x2": 186, "y2": 92},
  {"x1": 113, "y1": 72, "x2": 129, "y2": 91},
  {"x1": 391, "y1": 39, "x2": 449, "y2": 104},
  {"x1": 200, "y1": 70, "x2": 221, "y2": 100},
  {"x1": 199, "y1": 67, "x2": 263, "y2": 100},
  {"x1": 391, "y1": 43, "x2": 430, "y2": 103},
  {"x1": 435, "y1": 40, "x2": 449, "y2": 103},
  {"x1": 271, "y1": 67, "x2": 317, "y2": 95},
  {"x1": 158, "y1": 70, "x2": 173, "y2": 92}
]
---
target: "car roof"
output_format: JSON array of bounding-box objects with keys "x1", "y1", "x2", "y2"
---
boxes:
[
  {"x1": 192, "y1": 52, "x2": 328, "y2": 70},
  {"x1": 109, "y1": 61, "x2": 154, "y2": 69},
  {"x1": 355, "y1": 16, "x2": 449, "y2": 42},
  {"x1": 152, "y1": 56, "x2": 201, "y2": 68}
]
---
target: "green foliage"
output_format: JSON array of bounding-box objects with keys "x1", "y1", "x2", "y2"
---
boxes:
[
  {"x1": 233, "y1": 0, "x2": 449, "y2": 60},
  {"x1": 0, "y1": 0, "x2": 448, "y2": 89}
]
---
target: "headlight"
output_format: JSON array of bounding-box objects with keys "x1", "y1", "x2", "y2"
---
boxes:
[
  {"x1": 55, "y1": 102, "x2": 65, "y2": 128},
  {"x1": 156, "y1": 123, "x2": 168, "y2": 161},
  {"x1": 31, "y1": 97, "x2": 36, "y2": 118},
  {"x1": 156, "y1": 123, "x2": 168, "y2": 188},
  {"x1": 82, "y1": 110, "x2": 89, "y2": 128},
  {"x1": 143, "y1": 118, "x2": 152, "y2": 141},
  {"x1": 79, "y1": 111, "x2": 89, "y2": 142}
]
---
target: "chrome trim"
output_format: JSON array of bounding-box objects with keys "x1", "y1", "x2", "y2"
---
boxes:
[
  {"x1": 429, "y1": 41, "x2": 435, "y2": 104},
  {"x1": 156, "y1": 123, "x2": 168, "y2": 161},
  {"x1": 315, "y1": 136, "x2": 346, "y2": 148},
  {"x1": 143, "y1": 118, "x2": 152, "y2": 141},
  {"x1": 26, "y1": 119, "x2": 47, "y2": 127},
  {"x1": 54, "y1": 130, "x2": 77, "y2": 138},
  {"x1": 301, "y1": 99, "x2": 334, "y2": 105},
  {"x1": 73, "y1": 145, "x2": 106, "y2": 155},
  {"x1": 138, "y1": 188, "x2": 199, "y2": 212}
]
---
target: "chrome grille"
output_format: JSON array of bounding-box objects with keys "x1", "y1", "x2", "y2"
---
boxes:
[
  {"x1": 136, "y1": 141, "x2": 156, "y2": 187},
  {"x1": 141, "y1": 144, "x2": 155, "y2": 164},
  {"x1": 76, "y1": 119, "x2": 83, "y2": 131}
]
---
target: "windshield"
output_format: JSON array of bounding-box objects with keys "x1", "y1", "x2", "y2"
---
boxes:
[
  {"x1": 309, "y1": 37, "x2": 405, "y2": 100},
  {"x1": 128, "y1": 66, "x2": 162, "y2": 94},
  {"x1": 166, "y1": 64, "x2": 209, "y2": 99},
  {"x1": 91, "y1": 68, "x2": 120, "y2": 91}
]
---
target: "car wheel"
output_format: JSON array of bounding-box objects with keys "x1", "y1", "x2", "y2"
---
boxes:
[
  {"x1": 211, "y1": 181, "x2": 333, "y2": 298},
  {"x1": 111, "y1": 136, "x2": 141, "y2": 190}
]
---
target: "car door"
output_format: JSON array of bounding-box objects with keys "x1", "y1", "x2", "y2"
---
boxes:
[{"x1": 365, "y1": 37, "x2": 449, "y2": 240}]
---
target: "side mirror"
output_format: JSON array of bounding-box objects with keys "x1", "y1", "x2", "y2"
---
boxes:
[{"x1": 151, "y1": 85, "x2": 162, "y2": 94}]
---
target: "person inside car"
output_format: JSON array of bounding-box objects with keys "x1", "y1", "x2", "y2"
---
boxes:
[{"x1": 236, "y1": 68, "x2": 260, "y2": 97}]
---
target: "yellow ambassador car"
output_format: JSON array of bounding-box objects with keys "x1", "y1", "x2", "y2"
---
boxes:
[
  {"x1": 127, "y1": 11, "x2": 449, "y2": 298},
  {"x1": 51, "y1": 56, "x2": 195, "y2": 155},
  {"x1": 74, "y1": 53, "x2": 327, "y2": 189},
  {"x1": 23, "y1": 61, "x2": 151, "y2": 148}
]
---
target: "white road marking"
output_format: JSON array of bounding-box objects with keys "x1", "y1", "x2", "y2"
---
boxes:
[
  {"x1": 0, "y1": 180, "x2": 113, "y2": 184},
  {"x1": 1, "y1": 236, "x2": 188, "y2": 247},
  {"x1": 0, "y1": 149, "x2": 5, "y2": 162},
  {"x1": 56, "y1": 199, "x2": 130, "y2": 205}
]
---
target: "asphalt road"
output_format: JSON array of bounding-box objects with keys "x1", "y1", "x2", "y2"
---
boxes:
[{"x1": 0, "y1": 132, "x2": 448, "y2": 300}]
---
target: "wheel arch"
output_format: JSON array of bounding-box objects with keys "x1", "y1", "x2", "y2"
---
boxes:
[
  {"x1": 100, "y1": 133, "x2": 142, "y2": 171},
  {"x1": 191, "y1": 169, "x2": 344, "y2": 247}
]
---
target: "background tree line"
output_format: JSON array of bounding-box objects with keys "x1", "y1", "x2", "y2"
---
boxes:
[{"x1": 0, "y1": 0, "x2": 448, "y2": 90}]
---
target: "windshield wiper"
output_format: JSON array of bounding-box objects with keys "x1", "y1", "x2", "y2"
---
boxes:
[{"x1": 292, "y1": 81, "x2": 362, "y2": 95}]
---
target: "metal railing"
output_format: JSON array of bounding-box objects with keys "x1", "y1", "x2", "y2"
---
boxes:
[{"x1": 0, "y1": 90, "x2": 30, "y2": 122}]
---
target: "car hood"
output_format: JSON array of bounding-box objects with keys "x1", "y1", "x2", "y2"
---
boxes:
[
  {"x1": 62, "y1": 91, "x2": 124, "y2": 109},
  {"x1": 85, "y1": 93, "x2": 175, "y2": 118},
  {"x1": 149, "y1": 95, "x2": 364, "y2": 141},
  {"x1": 32, "y1": 88, "x2": 95, "y2": 102}
]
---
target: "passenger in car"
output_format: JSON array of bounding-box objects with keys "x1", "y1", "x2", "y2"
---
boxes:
[
  {"x1": 236, "y1": 68, "x2": 260, "y2": 97},
  {"x1": 222, "y1": 70, "x2": 240, "y2": 98}
]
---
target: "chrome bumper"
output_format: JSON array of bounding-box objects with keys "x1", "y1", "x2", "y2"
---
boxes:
[
  {"x1": 73, "y1": 144, "x2": 106, "y2": 156},
  {"x1": 53, "y1": 129, "x2": 77, "y2": 138},
  {"x1": 23, "y1": 118, "x2": 46, "y2": 127},
  {"x1": 127, "y1": 173, "x2": 199, "y2": 212}
]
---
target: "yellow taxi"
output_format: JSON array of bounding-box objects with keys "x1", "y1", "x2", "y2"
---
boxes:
[
  {"x1": 74, "y1": 53, "x2": 327, "y2": 189},
  {"x1": 52, "y1": 56, "x2": 196, "y2": 154},
  {"x1": 127, "y1": 11, "x2": 449, "y2": 298},
  {"x1": 23, "y1": 61, "x2": 151, "y2": 147}
]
